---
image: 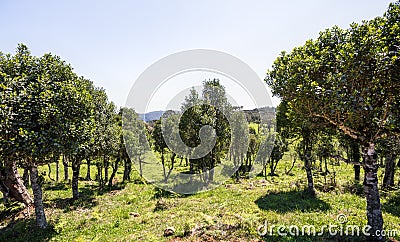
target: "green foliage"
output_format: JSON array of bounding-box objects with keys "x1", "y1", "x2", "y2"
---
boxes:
[
  {"x1": 265, "y1": 3, "x2": 400, "y2": 142},
  {"x1": 179, "y1": 79, "x2": 233, "y2": 177}
]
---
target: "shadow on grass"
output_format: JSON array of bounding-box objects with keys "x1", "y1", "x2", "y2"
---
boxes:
[
  {"x1": 255, "y1": 190, "x2": 331, "y2": 213},
  {"x1": 46, "y1": 186, "x2": 99, "y2": 212},
  {"x1": 382, "y1": 191, "x2": 400, "y2": 217},
  {"x1": 43, "y1": 182, "x2": 70, "y2": 191},
  {"x1": 0, "y1": 202, "x2": 25, "y2": 222},
  {"x1": 44, "y1": 181, "x2": 128, "y2": 212},
  {"x1": 0, "y1": 217, "x2": 56, "y2": 242},
  {"x1": 342, "y1": 181, "x2": 364, "y2": 197},
  {"x1": 152, "y1": 187, "x2": 191, "y2": 199}
]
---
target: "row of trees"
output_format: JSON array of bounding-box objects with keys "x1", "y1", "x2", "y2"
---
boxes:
[
  {"x1": 265, "y1": 2, "x2": 400, "y2": 240},
  {"x1": 0, "y1": 45, "x2": 147, "y2": 228},
  {"x1": 0, "y1": 47, "x2": 272, "y2": 227},
  {"x1": 149, "y1": 79, "x2": 276, "y2": 187}
]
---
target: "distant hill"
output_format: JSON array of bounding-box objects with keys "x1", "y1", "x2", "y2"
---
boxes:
[
  {"x1": 139, "y1": 107, "x2": 276, "y2": 123},
  {"x1": 138, "y1": 111, "x2": 164, "y2": 122},
  {"x1": 243, "y1": 107, "x2": 276, "y2": 123}
]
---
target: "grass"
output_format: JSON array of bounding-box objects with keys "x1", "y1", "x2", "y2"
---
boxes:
[{"x1": 0, "y1": 153, "x2": 400, "y2": 241}]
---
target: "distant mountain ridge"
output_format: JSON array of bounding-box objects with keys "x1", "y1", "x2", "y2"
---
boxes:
[
  {"x1": 138, "y1": 107, "x2": 275, "y2": 123},
  {"x1": 138, "y1": 111, "x2": 164, "y2": 122}
]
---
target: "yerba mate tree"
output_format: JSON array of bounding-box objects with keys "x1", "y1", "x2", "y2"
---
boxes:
[
  {"x1": 266, "y1": 2, "x2": 400, "y2": 240},
  {"x1": 0, "y1": 44, "x2": 95, "y2": 228}
]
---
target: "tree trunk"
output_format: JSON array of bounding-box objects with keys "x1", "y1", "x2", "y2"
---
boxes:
[
  {"x1": 351, "y1": 142, "x2": 361, "y2": 181},
  {"x1": 47, "y1": 164, "x2": 53, "y2": 181},
  {"x1": 22, "y1": 167, "x2": 30, "y2": 188},
  {"x1": 383, "y1": 155, "x2": 396, "y2": 189},
  {"x1": 264, "y1": 161, "x2": 268, "y2": 178},
  {"x1": 30, "y1": 164, "x2": 47, "y2": 228},
  {"x1": 71, "y1": 158, "x2": 81, "y2": 200},
  {"x1": 304, "y1": 157, "x2": 315, "y2": 196},
  {"x1": 123, "y1": 157, "x2": 132, "y2": 182},
  {"x1": 86, "y1": 159, "x2": 91, "y2": 181},
  {"x1": 303, "y1": 132, "x2": 315, "y2": 196},
  {"x1": 139, "y1": 155, "x2": 143, "y2": 177},
  {"x1": 97, "y1": 163, "x2": 103, "y2": 187},
  {"x1": 108, "y1": 158, "x2": 119, "y2": 189},
  {"x1": 0, "y1": 160, "x2": 33, "y2": 206},
  {"x1": 165, "y1": 153, "x2": 176, "y2": 182},
  {"x1": 63, "y1": 155, "x2": 69, "y2": 181},
  {"x1": 209, "y1": 157, "x2": 215, "y2": 183},
  {"x1": 324, "y1": 158, "x2": 330, "y2": 174},
  {"x1": 354, "y1": 165, "x2": 361, "y2": 181},
  {"x1": 363, "y1": 143, "x2": 383, "y2": 241},
  {"x1": 55, "y1": 158, "x2": 59, "y2": 182},
  {"x1": 161, "y1": 149, "x2": 167, "y2": 181},
  {"x1": 103, "y1": 155, "x2": 109, "y2": 186}
]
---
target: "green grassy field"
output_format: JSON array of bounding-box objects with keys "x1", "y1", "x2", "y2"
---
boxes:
[{"x1": 0, "y1": 153, "x2": 399, "y2": 242}]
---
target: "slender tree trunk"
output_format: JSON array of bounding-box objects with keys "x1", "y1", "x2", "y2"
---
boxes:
[
  {"x1": 234, "y1": 155, "x2": 240, "y2": 181},
  {"x1": 55, "y1": 158, "x2": 59, "y2": 182},
  {"x1": 123, "y1": 157, "x2": 132, "y2": 182},
  {"x1": 324, "y1": 158, "x2": 330, "y2": 174},
  {"x1": 165, "y1": 153, "x2": 176, "y2": 181},
  {"x1": 354, "y1": 165, "x2": 361, "y2": 181},
  {"x1": 71, "y1": 158, "x2": 81, "y2": 200},
  {"x1": 63, "y1": 155, "x2": 69, "y2": 181},
  {"x1": 108, "y1": 158, "x2": 120, "y2": 189},
  {"x1": 22, "y1": 167, "x2": 30, "y2": 188},
  {"x1": 269, "y1": 158, "x2": 279, "y2": 176},
  {"x1": 363, "y1": 143, "x2": 383, "y2": 241},
  {"x1": 30, "y1": 164, "x2": 47, "y2": 228},
  {"x1": 209, "y1": 157, "x2": 215, "y2": 183},
  {"x1": 47, "y1": 164, "x2": 52, "y2": 180},
  {"x1": 264, "y1": 161, "x2": 268, "y2": 178},
  {"x1": 285, "y1": 156, "x2": 296, "y2": 175},
  {"x1": 303, "y1": 131, "x2": 315, "y2": 196},
  {"x1": 97, "y1": 163, "x2": 103, "y2": 187},
  {"x1": 139, "y1": 155, "x2": 143, "y2": 177},
  {"x1": 383, "y1": 155, "x2": 396, "y2": 189},
  {"x1": 161, "y1": 149, "x2": 167, "y2": 181},
  {"x1": 0, "y1": 160, "x2": 33, "y2": 206},
  {"x1": 103, "y1": 155, "x2": 109, "y2": 186},
  {"x1": 86, "y1": 159, "x2": 91, "y2": 181},
  {"x1": 351, "y1": 142, "x2": 361, "y2": 181}
]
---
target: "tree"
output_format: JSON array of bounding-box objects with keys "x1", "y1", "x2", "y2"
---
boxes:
[
  {"x1": 230, "y1": 110, "x2": 249, "y2": 180},
  {"x1": 266, "y1": 3, "x2": 400, "y2": 239},
  {"x1": 179, "y1": 80, "x2": 232, "y2": 183},
  {"x1": 0, "y1": 44, "x2": 95, "y2": 228},
  {"x1": 122, "y1": 107, "x2": 149, "y2": 178},
  {"x1": 378, "y1": 134, "x2": 400, "y2": 189},
  {"x1": 152, "y1": 120, "x2": 169, "y2": 180},
  {"x1": 152, "y1": 112, "x2": 180, "y2": 182},
  {"x1": 267, "y1": 102, "x2": 289, "y2": 177}
]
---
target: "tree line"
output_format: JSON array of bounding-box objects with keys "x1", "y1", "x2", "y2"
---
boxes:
[{"x1": 0, "y1": 45, "x2": 147, "y2": 228}]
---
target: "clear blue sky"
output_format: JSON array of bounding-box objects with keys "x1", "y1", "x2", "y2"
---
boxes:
[{"x1": 0, "y1": 0, "x2": 393, "y2": 111}]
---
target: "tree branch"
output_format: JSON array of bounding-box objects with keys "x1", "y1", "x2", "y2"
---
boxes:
[{"x1": 311, "y1": 113, "x2": 361, "y2": 140}]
